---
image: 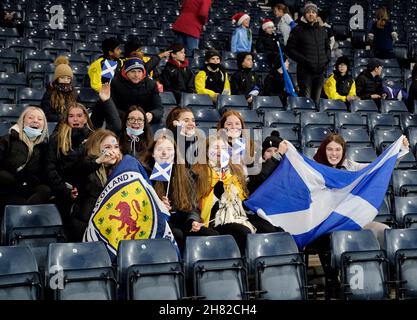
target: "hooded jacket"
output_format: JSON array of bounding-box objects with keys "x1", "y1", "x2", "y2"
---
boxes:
[{"x1": 355, "y1": 69, "x2": 384, "y2": 100}]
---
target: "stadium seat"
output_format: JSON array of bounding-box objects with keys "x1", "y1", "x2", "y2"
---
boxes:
[
  {"x1": 396, "y1": 151, "x2": 417, "y2": 170},
  {"x1": 373, "y1": 128, "x2": 403, "y2": 154},
  {"x1": 330, "y1": 230, "x2": 389, "y2": 300},
  {"x1": 335, "y1": 112, "x2": 367, "y2": 130},
  {"x1": 345, "y1": 147, "x2": 377, "y2": 164},
  {"x1": 381, "y1": 67, "x2": 402, "y2": 79},
  {"x1": 251, "y1": 96, "x2": 284, "y2": 112},
  {"x1": 41, "y1": 40, "x2": 71, "y2": 55},
  {"x1": 394, "y1": 196, "x2": 417, "y2": 228},
  {"x1": 263, "y1": 110, "x2": 299, "y2": 130},
  {"x1": 319, "y1": 98, "x2": 348, "y2": 113},
  {"x1": 232, "y1": 110, "x2": 263, "y2": 128},
  {"x1": 16, "y1": 87, "x2": 44, "y2": 105},
  {"x1": 380, "y1": 100, "x2": 409, "y2": 115},
  {"x1": 350, "y1": 100, "x2": 378, "y2": 113},
  {"x1": 184, "y1": 235, "x2": 248, "y2": 300},
  {"x1": 0, "y1": 48, "x2": 20, "y2": 72},
  {"x1": 303, "y1": 147, "x2": 318, "y2": 159},
  {"x1": 181, "y1": 93, "x2": 213, "y2": 108},
  {"x1": 340, "y1": 128, "x2": 372, "y2": 148},
  {"x1": 6, "y1": 38, "x2": 38, "y2": 53},
  {"x1": 0, "y1": 246, "x2": 42, "y2": 300},
  {"x1": 0, "y1": 104, "x2": 27, "y2": 123},
  {"x1": 408, "y1": 127, "x2": 417, "y2": 154},
  {"x1": 374, "y1": 196, "x2": 395, "y2": 226},
  {"x1": 381, "y1": 59, "x2": 400, "y2": 69},
  {"x1": 0, "y1": 87, "x2": 13, "y2": 104},
  {"x1": 76, "y1": 87, "x2": 99, "y2": 110},
  {"x1": 117, "y1": 239, "x2": 184, "y2": 300},
  {"x1": 300, "y1": 112, "x2": 334, "y2": 130},
  {"x1": 245, "y1": 232, "x2": 308, "y2": 300},
  {"x1": 400, "y1": 114, "x2": 417, "y2": 133},
  {"x1": 384, "y1": 228, "x2": 417, "y2": 299},
  {"x1": 217, "y1": 95, "x2": 249, "y2": 110},
  {"x1": 392, "y1": 170, "x2": 417, "y2": 197},
  {"x1": 159, "y1": 92, "x2": 177, "y2": 107},
  {"x1": 301, "y1": 127, "x2": 332, "y2": 148},
  {"x1": 0, "y1": 72, "x2": 27, "y2": 96},
  {"x1": 193, "y1": 107, "x2": 220, "y2": 127},
  {"x1": 0, "y1": 122, "x2": 11, "y2": 135},
  {"x1": 263, "y1": 126, "x2": 299, "y2": 149},
  {"x1": 46, "y1": 242, "x2": 116, "y2": 300},
  {"x1": 367, "y1": 113, "x2": 399, "y2": 132},
  {"x1": 287, "y1": 96, "x2": 316, "y2": 112}
]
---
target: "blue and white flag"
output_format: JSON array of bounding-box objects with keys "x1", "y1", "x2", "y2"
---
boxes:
[
  {"x1": 150, "y1": 162, "x2": 173, "y2": 182},
  {"x1": 101, "y1": 59, "x2": 118, "y2": 79},
  {"x1": 245, "y1": 136, "x2": 407, "y2": 249},
  {"x1": 277, "y1": 41, "x2": 297, "y2": 97}
]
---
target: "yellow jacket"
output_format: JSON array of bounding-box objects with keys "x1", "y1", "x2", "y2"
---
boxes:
[
  {"x1": 88, "y1": 57, "x2": 123, "y2": 92},
  {"x1": 195, "y1": 69, "x2": 231, "y2": 100},
  {"x1": 324, "y1": 73, "x2": 356, "y2": 102}
]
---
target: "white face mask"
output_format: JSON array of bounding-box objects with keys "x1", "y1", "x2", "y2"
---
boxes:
[
  {"x1": 23, "y1": 126, "x2": 42, "y2": 139},
  {"x1": 126, "y1": 127, "x2": 144, "y2": 136}
]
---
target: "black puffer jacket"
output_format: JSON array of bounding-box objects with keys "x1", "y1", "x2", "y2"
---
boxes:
[
  {"x1": 255, "y1": 31, "x2": 279, "y2": 55},
  {"x1": 160, "y1": 59, "x2": 195, "y2": 104},
  {"x1": 0, "y1": 129, "x2": 49, "y2": 188},
  {"x1": 355, "y1": 69, "x2": 384, "y2": 100},
  {"x1": 110, "y1": 72, "x2": 163, "y2": 122},
  {"x1": 285, "y1": 17, "x2": 330, "y2": 74},
  {"x1": 230, "y1": 68, "x2": 262, "y2": 97}
]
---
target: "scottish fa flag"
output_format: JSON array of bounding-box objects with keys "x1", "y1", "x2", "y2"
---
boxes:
[
  {"x1": 101, "y1": 59, "x2": 118, "y2": 79},
  {"x1": 150, "y1": 162, "x2": 173, "y2": 182},
  {"x1": 245, "y1": 136, "x2": 407, "y2": 249},
  {"x1": 277, "y1": 41, "x2": 297, "y2": 97},
  {"x1": 84, "y1": 155, "x2": 176, "y2": 260}
]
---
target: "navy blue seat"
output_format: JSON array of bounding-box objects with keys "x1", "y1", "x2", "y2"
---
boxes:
[
  {"x1": 263, "y1": 110, "x2": 299, "y2": 130},
  {"x1": 300, "y1": 112, "x2": 334, "y2": 130},
  {"x1": 193, "y1": 107, "x2": 220, "y2": 127},
  {"x1": 217, "y1": 95, "x2": 249, "y2": 110},
  {"x1": 46, "y1": 242, "x2": 116, "y2": 300},
  {"x1": 394, "y1": 196, "x2": 417, "y2": 228},
  {"x1": 392, "y1": 170, "x2": 417, "y2": 197},
  {"x1": 287, "y1": 96, "x2": 316, "y2": 112},
  {"x1": 373, "y1": 128, "x2": 403, "y2": 154},
  {"x1": 117, "y1": 239, "x2": 184, "y2": 300},
  {"x1": 400, "y1": 114, "x2": 417, "y2": 133},
  {"x1": 380, "y1": 100, "x2": 409, "y2": 115},
  {"x1": 76, "y1": 87, "x2": 99, "y2": 110},
  {"x1": 0, "y1": 87, "x2": 13, "y2": 104},
  {"x1": 184, "y1": 235, "x2": 248, "y2": 300},
  {"x1": 0, "y1": 246, "x2": 42, "y2": 300},
  {"x1": 0, "y1": 72, "x2": 27, "y2": 95},
  {"x1": 181, "y1": 93, "x2": 213, "y2": 108},
  {"x1": 0, "y1": 48, "x2": 20, "y2": 72},
  {"x1": 16, "y1": 87, "x2": 44, "y2": 105},
  {"x1": 159, "y1": 92, "x2": 177, "y2": 106},
  {"x1": 303, "y1": 147, "x2": 318, "y2": 159},
  {"x1": 330, "y1": 230, "x2": 389, "y2": 300},
  {"x1": 335, "y1": 112, "x2": 367, "y2": 130},
  {"x1": 231, "y1": 110, "x2": 263, "y2": 128},
  {"x1": 252, "y1": 96, "x2": 284, "y2": 112},
  {"x1": 0, "y1": 104, "x2": 27, "y2": 123},
  {"x1": 0, "y1": 122, "x2": 11, "y2": 135},
  {"x1": 367, "y1": 113, "x2": 399, "y2": 132},
  {"x1": 408, "y1": 127, "x2": 417, "y2": 154},
  {"x1": 301, "y1": 127, "x2": 332, "y2": 148},
  {"x1": 350, "y1": 100, "x2": 378, "y2": 113},
  {"x1": 319, "y1": 98, "x2": 347, "y2": 113},
  {"x1": 374, "y1": 196, "x2": 395, "y2": 226},
  {"x1": 262, "y1": 126, "x2": 299, "y2": 149},
  {"x1": 345, "y1": 147, "x2": 377, "y2": 164},
  {"x1": 340, "y1": 128, "x2": 372, "y2": 148}
]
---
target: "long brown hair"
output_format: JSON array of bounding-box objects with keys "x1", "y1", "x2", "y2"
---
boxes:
[
  {"x1": 57, "y1": 103, "x2": 93, "y2": 156},
  {"x1": 313, "y1": 133, "x2": 347, "y2": 167},
  {"x1": 50, "y1": 86, "x2": 76, "y2": 116},
  {"x1": 166, "y1": 106, "x2": 193, "y2": 132},
  {"x1": 192, "y1": 135, "x2": 248, "y2": 200},
  {"x1": 376, "y1": 6, "x2": 389, "y2": 29},
  {"x1": 275, "y1": 3, "x2": 290, "y2": 15},
  {"x1": 143, "y1": 133, "x2": 196, "y2": 212}
]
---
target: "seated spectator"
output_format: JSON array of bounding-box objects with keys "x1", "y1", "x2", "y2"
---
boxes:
[
  {"x1": 256, "y1": 19, "x2": 279, "y2": 56},
  {"x1": 356, "y1": 58, "x2": 386, "y2": 103},
  {"x1": 88, "y1": 37, "x2": 123, "y2": 92},
  {"x1": 273, "y1": 3, "x2": 296, "y2": 45},
  {"x1": 263, "y1": 54, "x2": 290, "y2": 103},
  {"x1": 119, "y1": 105, "x2": 153, "y2": 159},
  {"x1": 160, "y1": 43, "x2": 195, "y2": 104},
  {"x1": 368, "y1": 6, "x2": 398, "y2": 59},
  {"x1": 230, "y1": 52, "x2": 262, "y2": 105},
  {"x1": 0, "y1": 3, "x2": 23, "y2": 35},
  {"x1": 231, "y1": 12, "x2": 252, "y2": 53},
  {"x1": 41, "y1": 56, "x2": 77, "y2": 122},
  {"x1": 324, "y1": 56, "x2": 358, "y2": 102},
  {"x1": 195, "y1": 48, "x2": 231, "y2": 103},
  {"x1": 0, "y1": 107, "x2": 51, "y2": 212},
  {"x1": 407, "y1": 63, "x2": 417, "y2": 113}
]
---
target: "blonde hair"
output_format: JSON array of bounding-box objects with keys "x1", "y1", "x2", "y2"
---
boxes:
[
  {"x1": 57, "y1": 103, "x2": 93, "y2": 156},
  {"x1": 376, "y1": 6, "x2": 389, "y2": 29},
  {"x1": 16, "y1": 106, "x2": 49, "y2": 159}
]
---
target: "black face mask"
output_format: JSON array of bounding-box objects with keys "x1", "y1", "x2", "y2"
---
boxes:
[
  {"x1": 54, "y1": 81, "x2": 73, "y2": 93},
  {"x1": 71, "y1": 126, "x2": 90, "y2": 146},
  {"x1": 208, "y1": 63, "x2": 220, "y2": 70}
]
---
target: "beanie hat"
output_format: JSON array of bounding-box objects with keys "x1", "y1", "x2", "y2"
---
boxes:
[
  {"x1": 237, "y1": 52, "x2": 252, "y2": 69},
  {"x1": 167, "y1": 43, "x2": 185, "y2": 54},
  {"x1": 102, "y1": 37, "x2": 121, "y2": 56},
  {"x1": 124, "y1": 37, "x2": 141, "y2": 57},
  {"x1": 232, "y1": 12, "x2": 250, "y2": 26},
  {"x1": 53, "y1": 55, "x2": 73, "y2": 81},
  {"x1": 335, "y1": 56, "x2": 350, "y2": 70},
  {"x1": 262, "y1": 130, "x2": 282, "y2": 156},
  {"x1": 205, "y1": 48, "x2": 221, "y2": 61},
  {"x1": 367, "y1": 58, "x2": 383, "y2": 71},
  {"x1": 262, "y1": 18, "x2": 275, "y2": 30},
  {"x1": 124, "y1": 58, "x2": 145, "y2": 73},
  {"x1": 303, "y1": 2, "x2": 318, "y2": 15}
]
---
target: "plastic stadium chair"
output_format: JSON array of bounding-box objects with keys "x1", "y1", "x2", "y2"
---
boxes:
[
  {"x1": 408, "y1": 127, "x2": 417, "y2": 154},
  {"x1": 392, "y1": 170, "x2": 417, "y2": 197},
  {"x1": 230, "y1": 110, "x2": 263, "y2": 128},
  {"x1": 286, "y1": 96, "x2": 316, "y2": 112},
  {"x1": 0, "y1": 122, "x2": 11, "y2": 135},
  {"x1": 0, "y1": 72, "x2": 27, "y2": 93},
  {"x1": 117, "y1": 239, "x2": 184, "y2": 300},
  {"x1": 193, "y1": 107, "x2": 220, "y2": 127},
  {"x1": 400, "y1": 114, "x2": 417, "y2": 133},
  {"x1": 301, "y1": 127, "x2": 332, "y2": 148},
  {"x1": 181, "y1": 93, "x2": 213, "y2": 108},
  {"x1": 184, "y1": 235, "x2": 248, "y2": 300},
  {"x1": 394, "y1": 196, "x2": 417, "y2": 229},
  {"x1": 381, "y1": 67, "x2": 402, "y2": 79},
  {"x1": 373, "y1": 128, "x2": 403, "y2": 154},
  {"x1": 0, "y1": 87, "x2": 13, "y2": 104},
  {"x1": 380, "y1": 100, "x2": 409, "y2": 115},
  {"x1": 335, "y1": 112, "x2": 367, "y2": 130},
  {"x1": 374, "y1": 196, "x2": 395, "y2": 226},
  {"x1": 16, "y1": 87, "x2": 44, "y2": 105},
  {"x1": 330, "y1": 230, "x2": 389, "y2": 300},
  {"x1": 217, "y1": 95, "x2": 249, "y2": 110},
  {"x1": 367, "y1": 113, "x2": 399, "y2": 132},
  {"x1": 345, "y1": 147, "x2": 377, "y2": 164},
  {"x1": 263, "y1": 110, "x2": 299, "y2": 130},
  {"x1": 340, "y1": 128, "x2": 372, "y2": 148},
  {"x1": 0, "y1": 104, "x2": 27, "y2": 123},
  {"x1": 0, "y1": 246, "x2": 42, "y2": 300},
  {"x1": 76, "y1": 87, "x2": 99, "y2": 110},
  {"x1": 252, "y1": 96, "x2": 284, "y2": 112},
  {"x1": 159, "y1": 92, "x2": 177, "y2": 107},
  {"x1": 46, "y1": 242, "x2": 116, "y2": 300},
  {"x1": 350, "y1": 100, "x2": 378, "y2": 113},
  {"x1": 319, "y1": 98, "x2": 348, "y2": 113},
  {"x1": 245, "y1": 232, "x2": 308, "y2": 300},
  {"x1": 384, "y1": 228, "x2": 417, "y2": 299},
  {"x1": 303, "y1": 147, "x2": 318, "y2": 160},
  {"x1": 300, "y1": 112, "x2": 334, "y2": 130},
  {"x1": 396, "y1": 151, "x2": 417, "y2": 170},
  {"x1": 0, "y1": 48, "x2": 20, "y2": 72}
]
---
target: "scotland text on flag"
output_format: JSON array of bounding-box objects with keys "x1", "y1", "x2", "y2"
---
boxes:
[{"x1": 245, "y1": 136, "x2": 407, "y2": 249}]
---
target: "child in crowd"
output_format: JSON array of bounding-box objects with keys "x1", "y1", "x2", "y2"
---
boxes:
[
  {"x1": 231, "y1": 12, "x2": 252, "y2": 53},
  {"x1": 256, "y1": 18, "x2": 279, "y2": 55},
  {"x1": 324, "y1": 56, "x2": 357, "y2": 102},
  {"x1": 273, "y1": 3, "x2": 296, "y2": 45}
]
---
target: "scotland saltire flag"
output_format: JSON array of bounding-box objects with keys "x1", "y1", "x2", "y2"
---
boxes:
[
  {"x1": 84, "y1": 155, "x2": 176, "y2": 260},
  {"x1": 277, "y1": 41, "x2": 297, "y2": 97},
  {"x1": 101, "y1": 59, "x2": 118, "y2": 79},
  {"x1": 150, "y1": 162, "x2": 173, "y2": 182},
  {"x1": 245, "y1": 136, "x2": 407, "y2": 249}
]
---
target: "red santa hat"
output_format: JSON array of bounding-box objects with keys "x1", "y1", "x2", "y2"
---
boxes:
[
  {"x1": 262, "y1": 18, "x2": 275, "y2": 30},
  {"x1": 232, "y1": 12, "x2": 250, "y2": 26}
]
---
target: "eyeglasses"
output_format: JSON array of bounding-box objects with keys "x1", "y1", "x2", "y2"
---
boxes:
[{"x1": 127, "y1": 118, "x2": 145, "y2": 125}]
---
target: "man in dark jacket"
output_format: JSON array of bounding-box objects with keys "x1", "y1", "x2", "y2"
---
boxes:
[
  {"x1": 285, "y1": 2, "x2": 330, "y2": 105},
  {"x1": 355, "y1": 58, "x2": 386, "y2": 103},
  {"x1": 160, "y1": 43, "x2": 195, "y2": 104}
]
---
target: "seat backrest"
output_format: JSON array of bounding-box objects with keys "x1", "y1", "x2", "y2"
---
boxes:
[
  {"x1": 0, "y1": 246, "x2": 39, "y2": 276},
  {"x1": 300, "y1": 112, "x2": 334, "y2": 129},
  {"x1": 335, "y1": 112, "x2": 367, "y2": 129},
  {"x1": 252, "y1": 96, "x2": 283, "y2": 111},
  {"x1": 373, "y1": 128, "x2": 403, "y2": 153},
  {"x1": 181, "y1": 93, "x2": 213, "y2": 108},
  {"x1": 381, "y1": 100, "x2": 408, "y2": 114},
  {"x1": 303, "y1": 147, "x2": 318, "y2": 159},
  {"x1": 217, "y1": 95, "x2": 249, "y2": 110},
  {"x1": 319, "y1": 98, "x2": 347, "y2": 112},
  {"x1": 287, "y1": 96, "x2": 316, "y2": 111},
  {"x1": 400, "y1": 114, "x2": 417, "y2": 132},
  {"x1": 392, "y1": 170, "x2": 417, "y2": 196},
  {"x1": 264, "y1": 110, "x2": 298, "y2": 128},
  {"x1": 394, "y1": 196, "x2": 417, "y2": 227},
  {"x1": 301, "y1": 127, "x2": 332, "y2": 148},
  {"x1": 345, "y1": 147, "x2": 377, "y2": 163},
  {"x1": 385, "y1": 228, "x2": 417, "y2": 266},
  {"x1": 159, "y1": 92, "x2": 176, "y2": 106},
  {"x1": 193, "y1": 107, "x2": 220, "y2": 124},
  {"x1": 350, "y1": 99, "x2": 378, "y2": 113},
  {"x1": 367, "y1": 113, "x2": 398, "y2": 131}
]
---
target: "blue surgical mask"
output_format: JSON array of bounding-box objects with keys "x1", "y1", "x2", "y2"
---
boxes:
[
  {"x1": 126, "y1": 126, "x2": 144, "y2": 137},
  {"x1": 23, "y1": 126, "x2": 42, "y2": 139}
]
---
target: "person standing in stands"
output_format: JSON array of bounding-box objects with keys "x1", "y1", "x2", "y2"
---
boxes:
[
  {"x1": 407, "y1": 63, "x2": 417, "y2": 113},
  {"x1": 285, "y1": 2, "x2": 330, "y2": 106},
  {"x1": 355, "y1": 58, "x2": 386, "y2": 103},
  {"x1": 195, "y1": 48, "x2": 231, "y2": 103},
  {"x1": 172, "y1": 0, "x2": 212, "y2": 54},
  {"x1": 0, "y1": 1, "x2": 23, "y2": 36},
  {"x1": 88, "y1": 37, "x2": 123, "y2": 92},
  {"x1": 231, "y1": 12, "x2": 252, "y2": 53},
  {"x1": 160, "y1": 43, "x2": 196, "y2": 104},
  {"x1": 273, "y1": 3, "x2": 296, "y2": 45},
  {"x1": 0, "y1": 107, "x2": 51, "y2": 211},
  {"x1": 324, "y1": 56, "x2": 358, "y2": 103},
  {"x1": 263, "y1": 54, "x2": 291, "y2": 104},
  {"x1": 41, "y1": 56, "x2": 77, "y2": 122},
  {"x1": 368, "y1": 6, "x2": 398, "y2": 59},
  {"x1": 255, "y1": 18, "x2": 279, "y2": 56},
  {"x1": 230, "y1": 52, "x2": 262, "y2": 105}
]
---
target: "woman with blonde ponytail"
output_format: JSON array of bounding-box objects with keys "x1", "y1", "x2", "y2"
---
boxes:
[
  {"x1": 0, "y1": 107, "x2": 51, "y2": 211},
  {"x1": 40, "y1": 55, "x2": 77, "y2": 122}
]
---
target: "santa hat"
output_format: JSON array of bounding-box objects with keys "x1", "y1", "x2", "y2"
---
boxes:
[
  {"x1": 232, "y1": 12, "x2": 250, "y2": 26},
  {"x1": 262, "y1": 18, "x2": 275, "y2": 30}
]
